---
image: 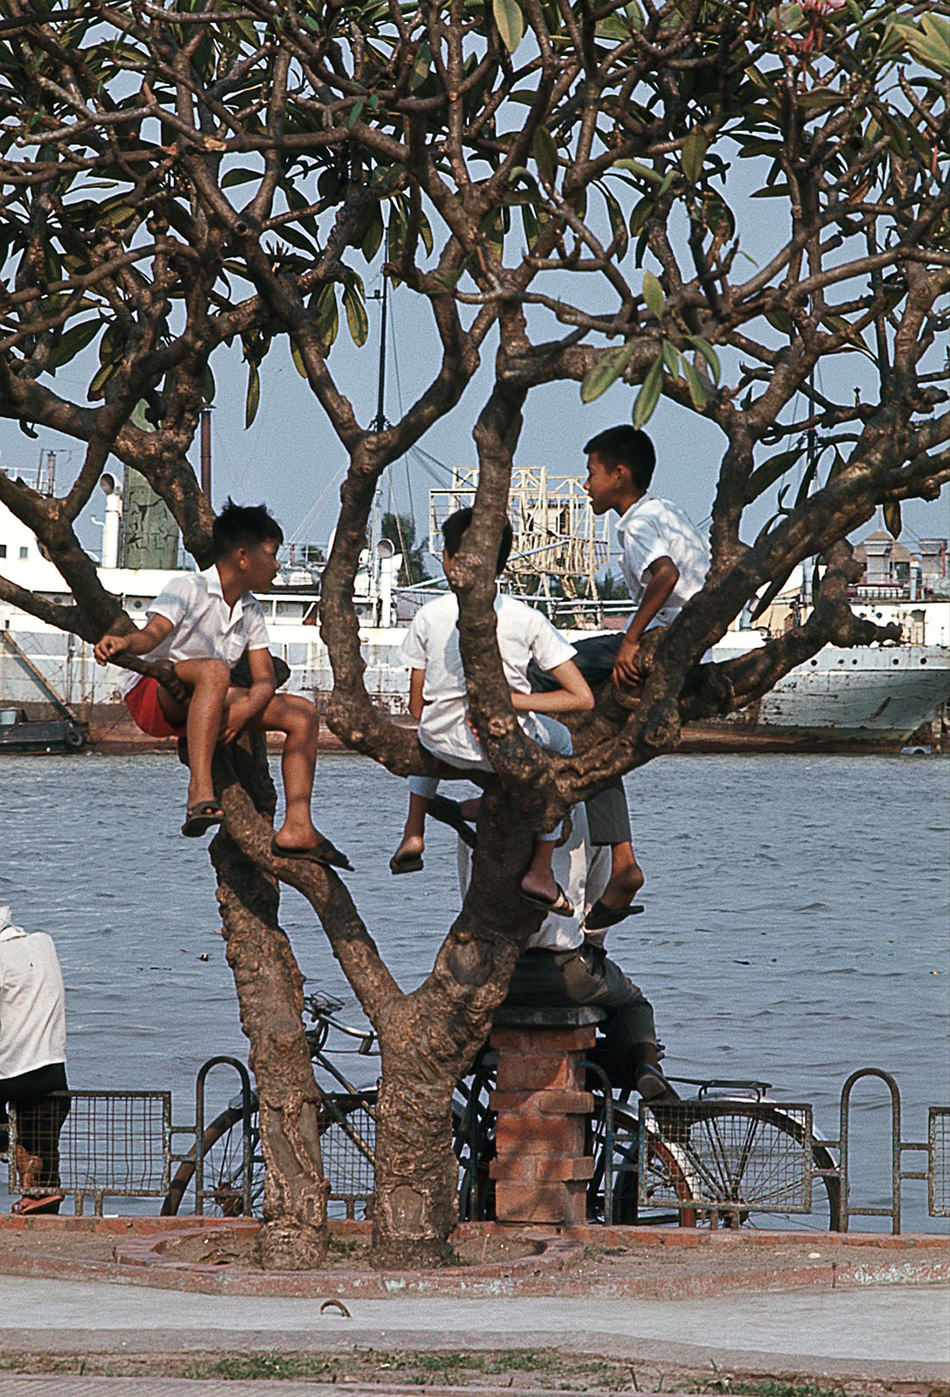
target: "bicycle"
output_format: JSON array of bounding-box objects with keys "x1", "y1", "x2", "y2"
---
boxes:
[{"x1": 161, "y1": 993, "x2": 842, "y2": 1230}]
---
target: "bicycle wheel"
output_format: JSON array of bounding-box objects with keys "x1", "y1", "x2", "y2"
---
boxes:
[
  {"x1": 162, "y1": 1099, "x2": 262, "y2": 1217},
  {"x1": 453, "y1": 1068, "x2": 496, "y2": 1222},
  {"x1": 642, "y1": 1100, "x2": 842, "y2": 1230},
  {"x1": 589, "y1": 1102, "x2": 698, "y2": 1226},
  {"x1": 161, "y1": 1091, "x2": 378, "y2": 1219}
]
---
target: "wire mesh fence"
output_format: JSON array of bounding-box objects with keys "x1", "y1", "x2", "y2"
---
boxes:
[{"x1": 8, "y1": 1091, "x2": 171, "y2": 1212}]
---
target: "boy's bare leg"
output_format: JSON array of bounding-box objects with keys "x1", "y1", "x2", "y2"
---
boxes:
[
  {"x1": 249, "y1": 693, "x2": 328, "y2": 850},
  {"x1": 520, "y1": 837, "x2": 563, "y2": 905},
  {"x1": 391, "y1": 791, "x2": 428, "y2": 865},
  {"x1": 171, "y1": 658, "x2": 230, "y2": 811},
  {"x1": 599, "y1": 841, "x2": 645, "y2": 911}
]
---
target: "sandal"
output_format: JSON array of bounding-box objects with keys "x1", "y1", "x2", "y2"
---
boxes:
[
  {"x1": 181, "y1": 800, "x2": 224, "y2": 838},
  {"x1": 584, "y1": 899, "x2": 645, "y2": 931},
  {"x1": 12, "y1": 1194, "x2": 63, "y2": 1215},
  {"x1": 270, "y1": 837, "x2": 353, "y2": 873},
  {"x1": 519, "y1": 882, "x2": 575, "y2": 918},
  {"x1": 389, "y1": 851, "x2": 424, "y2": 875}
]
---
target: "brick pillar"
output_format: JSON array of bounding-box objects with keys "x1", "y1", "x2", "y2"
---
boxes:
[{"x1": 488, "y1": 1006, "x2": 605, "y2": 1225}]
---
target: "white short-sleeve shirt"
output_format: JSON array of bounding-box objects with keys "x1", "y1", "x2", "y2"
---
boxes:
[
  {"x1": 116, "y1": 565, "x2": 270, "y2": 696},
  {"x1": 401, "y1": 591, "x2": 576, "y2": 768},
  {"x1": 0, "y1": 927, "x2": 66, "y2": 1079},
  {"x1": 616, "y1": 495, "x2": 709, "y2": 631}
]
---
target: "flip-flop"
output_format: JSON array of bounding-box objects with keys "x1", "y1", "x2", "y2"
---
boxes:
[
  {"x1": 181, "y1": 800, "x2": 224, "y2": 837},
  {"x1": 389, "y1": 851, "x2": 424, "y2": 875},
  {"x1": 428, "y1": 795, "x2": 478, "y2": 849},
  {"x1": 519, "y1": 882, "x2": 575, "y2": 917},
  {"x1": 12, "y1": 1194, "x2": 64, "y2": 1215},
  {"x1": 270, "y1": 837, "x2": 353, "y2": 872},
  {"x1": 584, "y1": 899, "x2": 645, "y2": 932}
]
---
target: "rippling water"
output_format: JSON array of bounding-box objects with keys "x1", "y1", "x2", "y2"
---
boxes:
[{"x1": 2, "y1": 750, "x2": 947, "y2": 1231}]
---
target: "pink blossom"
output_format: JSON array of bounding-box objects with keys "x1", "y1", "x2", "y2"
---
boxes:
[{"x1": 800, "y1": 0, "x2": 846, "y2": 14}]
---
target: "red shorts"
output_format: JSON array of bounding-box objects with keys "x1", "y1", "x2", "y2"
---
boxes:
[{"x1": 125, "y1": 676, "x2": 186, "y2": 738}]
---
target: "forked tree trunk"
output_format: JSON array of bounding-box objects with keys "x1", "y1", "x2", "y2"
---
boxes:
[{"x1": 210, "y1": 737, "x2": 329, "y2": 1269}]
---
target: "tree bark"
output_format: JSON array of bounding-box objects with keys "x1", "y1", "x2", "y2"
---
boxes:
[{"x1": 210, "y1": 737, "x2": 329, "y2": 1269}]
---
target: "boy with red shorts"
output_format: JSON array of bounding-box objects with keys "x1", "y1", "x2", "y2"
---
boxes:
[{"x1": 94, "y1": 500, "x2": 348, "y2": 866}]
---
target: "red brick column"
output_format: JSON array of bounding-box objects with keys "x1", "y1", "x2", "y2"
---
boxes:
[{"x1": 488, "y1": 1008, "x2": 604, "y2": 1225}]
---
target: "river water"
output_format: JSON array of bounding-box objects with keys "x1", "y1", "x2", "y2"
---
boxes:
[{"x1": 2, "y1": 750, "x2": 947, "y2": 1232}]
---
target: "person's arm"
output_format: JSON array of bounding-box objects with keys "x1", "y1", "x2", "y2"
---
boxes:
[
  {"x1": 220, "y1": 646, "x2": 276, "y2": 741},
  {"x1": 408, "y1": 668, "x2": 426, "y2": 720},
  {"x1": 510, "y1": 658, "x2": 594, "y2": 715},
  {"x1": 612, "y1": 555, "x2": 679, "y2": 685},
  {"x1": 93, "y1": 614, "x2": 174, "y2": 665}
]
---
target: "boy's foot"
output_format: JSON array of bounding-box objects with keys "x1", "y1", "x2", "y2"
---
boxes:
[
  {"x1": 584, "y1": 898, "x2": 645, "y2": 931},
  {"x1": 520, "y1": 881, "x2": 574, "y2": 917},
  {"x1": 428, "y1": 795, "x2": 478, "y2": 849},
  {"x1": 182, "y1": 800, "x2": 225, "y2": 838},
  {"x1": 635, "y1": 1064, "x2": 679, "y2": 1103},
  {"x1": 270, "y1": 836, "x2": 353, "y2": 872},
  {"x1": 389, "y1": 835, "x2": 424, "y2": 875}
]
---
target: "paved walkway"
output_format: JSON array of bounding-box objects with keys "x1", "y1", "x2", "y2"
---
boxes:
[{"x1": 1, "y1": 1272, "x2": 948, "y2": 1395}]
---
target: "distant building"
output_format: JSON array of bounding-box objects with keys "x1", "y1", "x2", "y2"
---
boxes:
[{"x1": 852, "y1": 527, "x2": 948, "y2": 603}]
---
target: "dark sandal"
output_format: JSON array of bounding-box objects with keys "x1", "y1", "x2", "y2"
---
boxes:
[
  {"x1": 519, "y1": 882, "x2": 575, "y2": 918},
  {"x1": 584, "y1": 898, "x2": 645, "y2": 932},
  {"x1": 181, "y1": 800, "x2": 224, "y2": 838},
  {"x1": 270, "y1": 836, "x2": 353, "y2": 872},
  {"x1": 389, "y1": 851, "x2": 424, "y2": 876}
]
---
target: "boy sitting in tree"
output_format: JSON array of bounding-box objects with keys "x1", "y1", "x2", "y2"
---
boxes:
[
  {"x1": 390, "y1": 506, "x2": 593, "y2": 915},
  {"x1": 94, "y1": 500, "x2": 348, "y2": 866}
]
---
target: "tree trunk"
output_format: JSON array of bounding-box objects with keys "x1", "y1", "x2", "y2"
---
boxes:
[
  {"x1": 211, "y1": 737, "x2": 329, "y2": 1269},
  {"x1": 371, "y1": 999, "x2": 463, "y2": 1268}
]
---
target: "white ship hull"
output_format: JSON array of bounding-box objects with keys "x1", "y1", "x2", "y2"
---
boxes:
[{"x1": 1, "y1": 595, "x2": 946, "y2": 752}]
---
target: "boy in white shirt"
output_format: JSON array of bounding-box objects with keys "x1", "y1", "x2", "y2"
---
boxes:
[
  {"x1": 533, "y1": 426, "x2": 709, "y2": 932},
  {"x1": 94, "y1": 500, "x2": 348, "y2": 867},
  {"x1": 390, "y1": 507, "x2": 594, "y2": 914}
]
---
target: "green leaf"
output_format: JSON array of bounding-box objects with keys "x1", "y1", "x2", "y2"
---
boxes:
[
  {"x1": 743, "y1": 448, "x2": 802, "y2": 505},
  {"x1": 614, "y1": 158, "x2": 663, "y2": 185},
  {"x1": 88, "y1": 360, "x2": 117, "y2": 400},
  {"x1": 661, "y1": 340, "x2": 679, "y2": 375},
  {"x1": 602, "y1": 185, "x2": 628, "y2": 260},
  {"x1": 411, "y1": 41, "x2": 431, "y2": 90},
  {"x1": 686, "y1": 335, "x2": 721, "y2": 384},
  {"x1": 642, "y1": 271, "x2": 664, "y2": 321},
  {"x1": 221, "y1": 167, "x2": 259, "y2": 189},
  {"x1": 245, "y1": 362, "x2": 260, "y2": 429},
  {"x1": 493, "y1": 0, "x2": 525, "y2": 52},
  {"x1": 580, "y1": 342, "x2": 636, "y2": 403},
  {"x1": 290, "y1": 338, "x2": 308, "y2": 379},
  {"x1": 632, "y1": 356, "x2": 664, "y2": 428},
  {"x1": 532, "y1": 127, "x2": 558, "y2": 188},
  {"x1": 903, "y1": 14, "x2": 950, "y2": 75},
  {"x1": 342, "y1": 284, "x2": 369, "y2": 346},
  {"x1": 682, "y1": 360, "x2": 708, "y2": 410},
  {"x1": 46, "y1": 317, "x2": 100, "y2": 371},
  {"x1": 681, "y1": 126, "x2": 708, "y2": 185},
  {"x1": 347, "y1": 99, "x2": 365, "y2": 131},
  {"x1": 313, "y1": 284, "x2": 339, "y2": 351},
  {"x1": 883, "y1": 501, "x2": 902, "y2": 538}
]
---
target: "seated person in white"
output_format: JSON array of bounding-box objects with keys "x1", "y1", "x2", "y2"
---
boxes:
[
  {"x1": 390, "y1": 506, "x2": 594, "y2": 916},
  {"x1": 94, "y1": 500, "x2": 347, "y2": 867}
]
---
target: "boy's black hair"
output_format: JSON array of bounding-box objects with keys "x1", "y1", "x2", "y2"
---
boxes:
[
  {"x1": 584, "y1": 425, "x2": 656, "y2": 492},
  {"x1": 212, "y1": 499, "x2": 283, "y2": 560},
  {"x1": 441, "y1": 506, "x2": 513, "y2": 575}
]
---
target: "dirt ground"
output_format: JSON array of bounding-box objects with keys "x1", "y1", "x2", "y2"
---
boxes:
[{"x1": 0, "y1": 1215, "x2": 946, "y2": 1295}]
